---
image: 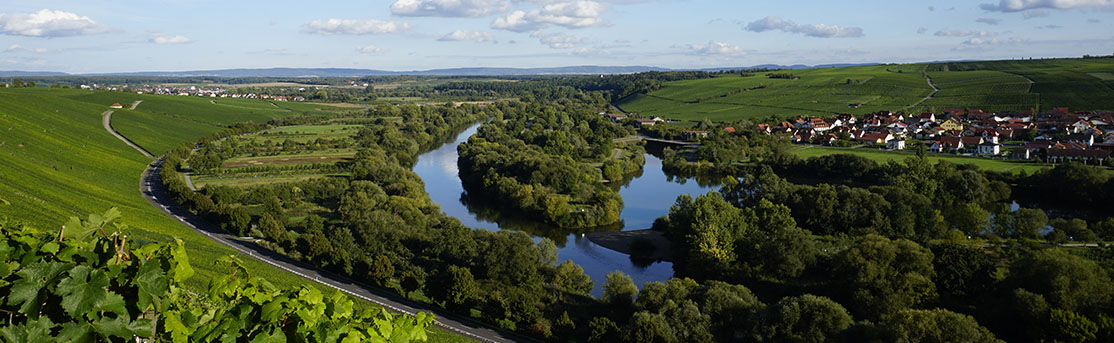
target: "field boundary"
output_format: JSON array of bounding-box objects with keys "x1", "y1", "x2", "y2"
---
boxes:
[{"x1": 102, "y1": 110, "x2": 156, "y2": 160}]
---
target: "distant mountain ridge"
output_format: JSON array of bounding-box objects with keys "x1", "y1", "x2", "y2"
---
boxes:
[{"x1": 0, "y1": 64, "x2": 882, "y2": 78}]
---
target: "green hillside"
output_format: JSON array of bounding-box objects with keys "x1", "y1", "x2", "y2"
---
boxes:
[
  {"x1": 618, "y1": 58, "x2": 1114, "y2": 121},
  {"x1": 0, "y1": 88, "x2": 326, "y2": 290}
]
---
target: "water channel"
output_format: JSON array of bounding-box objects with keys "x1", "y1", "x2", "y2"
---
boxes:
[{"x1": 412, "y1": 123, "x2": 718, "y2": 295}]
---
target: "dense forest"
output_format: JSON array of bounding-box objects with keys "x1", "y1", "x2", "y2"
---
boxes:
[{"x1": 457, "y1": 92, "x2": 643, "y2": 228}]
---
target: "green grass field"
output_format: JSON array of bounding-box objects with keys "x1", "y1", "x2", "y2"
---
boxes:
[
  {"x1": 619, "y1": 58, "x2": 1114, "y2": 121},
  {"x1": 790, "y1": 145, "x2": 1055, "y2": 174}
]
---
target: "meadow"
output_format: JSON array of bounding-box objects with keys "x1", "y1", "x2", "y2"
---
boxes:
[
  {"x1": 619, "y1": 58, "x2": 1114, "y2": 121},
  {"x1": 790, "y1": 145, "x2": 1055, "y2": 174}
]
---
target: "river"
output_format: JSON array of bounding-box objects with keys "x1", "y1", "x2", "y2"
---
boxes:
[{"x1": 413, "y1": 124, "x2": 717, "y2": 294}]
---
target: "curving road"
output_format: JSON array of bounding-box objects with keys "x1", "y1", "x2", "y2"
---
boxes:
[
  {"x1": 102, "y1": 110, "x2": 155, "y2": 160},
  {"x1": 103, "y1": 110, "x2": 528, "y2": 343}
]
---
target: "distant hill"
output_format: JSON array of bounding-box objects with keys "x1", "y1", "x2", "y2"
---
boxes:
[
  {"x1": 1, "y1": 64, "x2": 885, "y2": 78},
  {"x1": 0, "y1": 71, "x2": 69, "y2": 77}
]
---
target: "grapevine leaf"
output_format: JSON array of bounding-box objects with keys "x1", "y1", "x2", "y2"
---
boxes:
[
  {"x1": 57, "y1": 321, "x2": 95, "y2": 343},
  {"x1": 0, "y1": 316, "x2": 56, "y2": 343},
  {"x1": 170, "y1": 239, "x2": 194, "y2": 283},
  {"x1": 249, "y1": 327, "x2": 288, "y2": 343},
  {"x1": 40, "y1": 241, "x2": 59, "y2": 255},
  {"x1": 57, "y1": 265, "x2": 111, "y2": 318},
  {"x1": 135, "y1": 258, "x2": 169, "y2": 311},
  {"x1": 127, "y1": 318, "x2": 155, "y2": 338},
  {"x1": 8, "y1": 262, "x2": 71, "y2": 315},
  {"x1": 62, "y1": 216, "x2": 93, "y2": 241},
  {"x1": 98, "y1": 291, "x2": 128, "y2": 317},
  {"x1": 260, "y1": 297, "x2": 288, "y2": 322},
  {"x1": 91, "y1": 316, "x2": 130, "y2": 339},
  {"x1": 163, "y1": 311, "x2": 191, "y2": 343},
  {"x1": 329, "y1": 291, "x2": 353, "y2": 320}
]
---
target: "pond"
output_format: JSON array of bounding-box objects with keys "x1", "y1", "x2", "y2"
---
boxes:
[{"x1": 413, "y1": 124, "x2": 717, "y2": 295}]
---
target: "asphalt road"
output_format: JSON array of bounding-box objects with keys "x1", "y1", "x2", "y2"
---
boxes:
[{"x1": 102, "y1": 111, "x2": 528, "y2": 343}]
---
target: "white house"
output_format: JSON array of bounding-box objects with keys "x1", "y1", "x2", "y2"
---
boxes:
[
  {"x1": 977, "y1": 143, "x2": 1000, "y2": 156},
  {"x1": 887, "y1": 140, "x2": 906, "y2": 150}
]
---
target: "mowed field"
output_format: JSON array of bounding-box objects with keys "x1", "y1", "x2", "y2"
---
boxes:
[
  {"x1": 790, "y1": 145, "x2": 1054, "y2": 174},
  {"x1": 619, "y1": 58, "x2": 1114, "y2": 121},
  {"x1": 0, "y1": 88, "x2": 317, "y2": 290}
]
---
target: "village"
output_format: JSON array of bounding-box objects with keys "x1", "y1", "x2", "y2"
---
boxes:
[{"x1": 605, "y1": 108, "x2": 1114, "y2": 166}]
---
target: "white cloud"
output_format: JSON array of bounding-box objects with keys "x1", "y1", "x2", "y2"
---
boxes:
[
  {"x1": 356, "y1": 45, "x2": 386, "y2": 54},
  {"x1": 917, "y1": 27, "x2": 928, "y2": 34},
  {"x1": 744, "y1": 16, "x2": 863, "y2": 38},
  {"x1": 0, "y1": 9, "x2": 110, "y2": 37},
  {"x1": 491, "y1": 1, "x2": 608, "y2": 32},
  {"x1": 1023, "y1": 9, "x2": 1050, "y2": 18},
  {"x1": 439, "y1": 29, "x2": 496, "y2": 42},
  {"x1": 976, "y1": 17, "x2": 1002, "y2": 25},
  {"x1": 301, "y1": 19, "x2": 410, "y2": 35},
  {"x1": 530, "y1": 31, "x2": 587, "y2": 48},
  {"x1": 962, "y1": 37, "x2": 1023, "y2": 45},
  {"x1": 980, "y1": 0, "x2": 1114, "y2": 12},
  {"x1": 935, "y1": 29, "x2": 991, "y2": 37},
  {"x1": 390, "y1": 0, "x2": 508, "y2": 17},
  {"x1": 687, "y1": 41, "x2": 745, "y2": 56},
  {"x1": 150, "y1": 34, "x2": 192, "y2": 44},
  {"x1": 4, "y1": 44, "x2": 48, "y2": 53}
]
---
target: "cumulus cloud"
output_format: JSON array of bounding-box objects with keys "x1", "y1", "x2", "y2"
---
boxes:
[
  {"x1": 917, "y1": 27, "x2": 928, "y2": 34},
  {"x1": 529, "y1": 31, "x2": 587, "y2": 48},
  {"x1": 301, "y1": 19, "x2": 410, "y2": 35},
  {"x1": 439, "y1": 29, "x2": 496, "y2": 42},
  {"x1": 687, "y1": 41, "x2": 745, "y2": 56},
  {"x1": 935, "y1": 29, "x2": 991, "y2": 37},
  {"x1": 0, "y1": 9, "x2": 110, "y2": 37},
  {"x1": 744, "y1": 16, "x2": 863, "y2": 38},
  {"x1": 976, "y1": 17, "x2": 1002, "y2": 24},
  {"x1": 491, "y1": 1, "x2": 608, "y2": 32},
  {"x1": 356, "y1": 45, "x2": 386, "y2": 54},
  {"x1": 390, "y1": 0, "x2": 508, "y2": 17},
  {"x1": 150, "y1": 34, "x2": 191, "y2": 44},
  {"x1": 980, "y1": 0, "x2": 1114, "y2": 12}
]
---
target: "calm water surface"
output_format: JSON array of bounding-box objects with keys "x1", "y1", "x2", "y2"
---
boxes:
[{"x1": 413, "y1": 124, "x2": 717, "y2": 294}]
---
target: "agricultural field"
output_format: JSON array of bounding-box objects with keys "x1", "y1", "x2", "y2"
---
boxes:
[
  {"x1": 617, "y1": 64, "x2": 933, "y2": 121},
  {"x1": 190, "y1": 123, "x2": 364, "y2": 189},
  {"x1": 620, "y1": 58, "x2": 1114, "y2": 122},
  {"x1": 0, "y1": 88, "x2": 314, "y2": 290}
]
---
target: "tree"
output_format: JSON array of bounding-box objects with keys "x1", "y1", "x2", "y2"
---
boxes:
[
  {"x1": 426, "y1": 266, "x2": 479, "y2": 313},
  {"x1": 996, "y1": 208, "x2": 1048, "y2": 239},
  {"x1": 258, "y1": 213, "x2": 287, "y2": 245},
  {"x1": 587, "y1": 317, "x2": 620, "y2": 343},
  {"x1": 952, "y1": 203, "x2": 990, "y2": 236},
  {"x1": 225, "y1": 207, "x2": 252, "y2": 236},
  {"x1": 399, "y1": 268, "x2": 426, "y2": 297},
  {"x1": 602, "y1": 271, "x2": 638, "y2": 308},
  {"x1": 1008, "y1": 249, "x2": 1114, "y2": 313},
  {"x1": 1049, "y1": 309, "x2": 1098, "y2": 343},
  {"x1": 930, "y1": 244, "x2": 997, "y2": 310},
  {"x1": 536, "y1": 238, "x2": 558, "y2": 266},
  {"x1": 834, "y1": 234, "x2": 936, "y2": 319},
  {"x1": 370, "y1": 255, "x2": 394, "y2": 286},
  {"x1": 623, "y1": 311, "x2": 675, "y2": 343},
  {"x1": 552, "y1": 260, "x2": 593, "y2": 296},
  {"x1": 882, "y1": 308, "x2": 998, "y2": 343},
  {"x1": 737, "y1": 199, "x2": 816, "y2": 279},
  {"x1": 758, "y1": 294, "x2": 852, "y2": 343},
  {"x1": 697, "y1": 281, "x2": 763, "y2": 339}
]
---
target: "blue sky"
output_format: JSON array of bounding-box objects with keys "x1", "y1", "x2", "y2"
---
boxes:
[{"x1": 0, "y1": 0, "x2": 1111, "y2": 73}]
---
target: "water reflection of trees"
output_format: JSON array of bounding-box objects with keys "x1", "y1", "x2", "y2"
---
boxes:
[{"x1": 459, "y1": 191, "x2": 624, "y2": 246}]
